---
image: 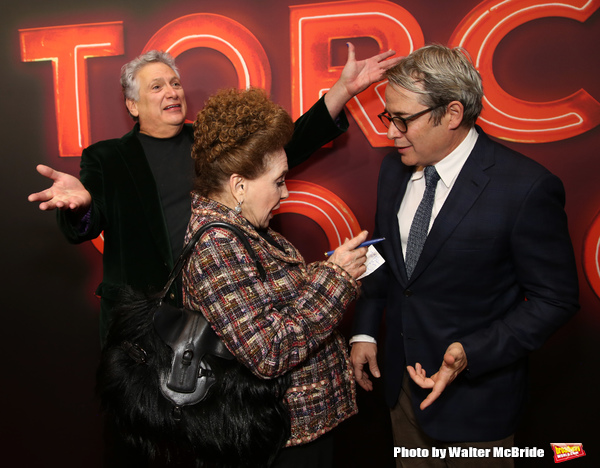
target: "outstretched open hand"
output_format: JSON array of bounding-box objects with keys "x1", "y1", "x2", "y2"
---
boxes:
[{"x1": 28, "y1": 164, "x2": 91, "y2": 213}]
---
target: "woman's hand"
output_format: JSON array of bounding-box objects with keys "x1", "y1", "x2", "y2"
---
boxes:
[{"x1": 327, "y1": 230, "x2": 369, "y2": 279}]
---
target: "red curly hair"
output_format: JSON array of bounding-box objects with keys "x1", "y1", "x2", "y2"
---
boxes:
[{"x1": 192, "y1": 87, "x2": 294, "y2": 197}]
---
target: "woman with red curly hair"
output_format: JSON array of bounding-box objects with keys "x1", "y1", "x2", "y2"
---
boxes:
[{"x1": 184, "y1": 87, "x2": 368, "y2": 467}]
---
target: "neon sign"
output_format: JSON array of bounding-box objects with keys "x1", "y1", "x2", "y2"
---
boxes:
[
  {"x1": 19, "y1": 0, "x2": 600, "y2": 157},
  {"x1": 19, "y1": 0, "x2": 600, "y2": 260},
  {"x1": 450, "y1": 0, "x2": 600, "y2": 143}
]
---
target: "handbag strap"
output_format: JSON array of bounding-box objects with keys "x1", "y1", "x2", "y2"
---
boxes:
[{"x1": 160, "y1": 220, "x2": 266, "y2": 299}]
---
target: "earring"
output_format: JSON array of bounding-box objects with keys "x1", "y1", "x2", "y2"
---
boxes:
[{"x1": 234, "y1": 200, "x2": 243, "y2": 213}]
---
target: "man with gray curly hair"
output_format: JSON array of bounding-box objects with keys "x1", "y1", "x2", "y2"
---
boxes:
[{"x1": 351, "y1": 44, "x2": 578, "y2": 467}]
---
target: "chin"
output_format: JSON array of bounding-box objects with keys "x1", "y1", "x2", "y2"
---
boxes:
[{"x1": 399, "y1": 155, "x2": 418, "y2": 167}]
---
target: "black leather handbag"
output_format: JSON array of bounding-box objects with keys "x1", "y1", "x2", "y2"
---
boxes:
[{"x1": 97, "y1": 221, "x2": 290, "y2": 467}]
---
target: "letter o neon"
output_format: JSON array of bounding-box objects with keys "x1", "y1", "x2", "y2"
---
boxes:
[
  {"x1": 142, "y1": 13, "x2": 271, "y2": 91},
  {"x1": 583, "y1": 210, "x2": 600, "y2": 299},
  {"x1": 273, "y1": 180, "x2": 361, "y2": 250}
]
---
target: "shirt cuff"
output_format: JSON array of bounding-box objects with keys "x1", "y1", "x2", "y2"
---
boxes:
[{"x1": 349, "y1": 334, "x2": 377, "y2": 345}]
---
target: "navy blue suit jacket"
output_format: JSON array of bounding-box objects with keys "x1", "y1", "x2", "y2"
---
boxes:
[{"x1": 353, "y1": 127, "x2": 579, "y2": 442}]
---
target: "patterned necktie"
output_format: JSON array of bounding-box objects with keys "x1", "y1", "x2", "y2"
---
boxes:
[{"x1": 405, "y1": 165, "x2": 440, "y2": 279}]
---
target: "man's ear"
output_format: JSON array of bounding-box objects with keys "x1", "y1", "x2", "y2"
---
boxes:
[
  {"x1": 447, "y1": 101, "x2": 464, "y2": 130},
  {"x1": 125, "y1": 98, "x2": 139, "y2": 118}
]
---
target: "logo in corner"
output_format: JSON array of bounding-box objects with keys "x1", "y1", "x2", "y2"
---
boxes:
[{"x1": 550, "y1": 443, "x2": 585, "y2": 463}]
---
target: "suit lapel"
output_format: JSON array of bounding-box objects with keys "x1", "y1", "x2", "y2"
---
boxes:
[
  {"x1": 381, "y1": 156, "x2": 412, "y2": 285},
  {"x1": 408, "y1": 130, "x2": 494, "y2": 282},
  {"x1": 118, "y1": 126, "x2": 174, "y2": 268}
]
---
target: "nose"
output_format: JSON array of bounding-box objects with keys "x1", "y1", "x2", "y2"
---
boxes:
[
  {"x1": 281, "y1": 183, "x2": 289, "y2": 200},
  {"x1": 387, "y1": 123, "x2": 402, "y2": 140},
  {"x1": 165, "y1": 84, "x2": 178, "y2": 98}
]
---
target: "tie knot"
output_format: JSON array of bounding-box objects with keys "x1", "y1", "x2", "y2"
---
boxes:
[{"x1": 424, "y1": 166, "x2": 440, "y2": 187}]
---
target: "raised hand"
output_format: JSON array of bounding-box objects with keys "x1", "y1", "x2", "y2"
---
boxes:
[{"x1": 324, "y1": 42, "x2": 403, "y2": 118}]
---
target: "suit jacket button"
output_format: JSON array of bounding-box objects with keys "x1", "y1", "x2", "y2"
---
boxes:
[
  {"x1": 404, "y1": 289, "x2": 412, "y2": 297},
  {"x1": 169, "y1": 292, "x2": 175, "y2": 300}
]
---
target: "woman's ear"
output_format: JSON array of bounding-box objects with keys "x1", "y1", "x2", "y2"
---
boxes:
[{"x1": 229, "y1": 174, "x2": 245, "y2": 199}]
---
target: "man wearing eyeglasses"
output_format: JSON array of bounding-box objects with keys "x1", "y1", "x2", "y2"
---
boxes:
[{"x1": 351, "y1": 44, "x2": 578, "y2": 467}]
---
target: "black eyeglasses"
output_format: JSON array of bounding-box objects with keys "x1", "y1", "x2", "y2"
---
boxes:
[{"x1": 378, "y1": 106, "x2": 441, "y2": 133}]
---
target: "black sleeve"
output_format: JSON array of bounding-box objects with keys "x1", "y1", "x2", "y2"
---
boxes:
[{"x1": 285, "y1": 95, "x2": 349, "y2": 169}]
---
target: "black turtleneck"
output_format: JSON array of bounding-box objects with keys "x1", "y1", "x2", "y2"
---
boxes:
[{"x1": 137, "y1": 128, "x2": 194, "y2": 261}]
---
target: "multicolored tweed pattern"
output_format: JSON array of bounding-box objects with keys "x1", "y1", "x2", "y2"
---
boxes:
[{"x1": 182, "y1": 194, "x2": 359, "y2": 446}]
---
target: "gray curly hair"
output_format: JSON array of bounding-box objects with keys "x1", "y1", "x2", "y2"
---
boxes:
[{"x1": 120, "y1": 50, "x2": 180, "y2": 119}]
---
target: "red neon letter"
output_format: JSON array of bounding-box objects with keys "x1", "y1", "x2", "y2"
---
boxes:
[
  {"x1": 450, "y1": 0, "x2": 600, "y2": 143},
  {"x1": 290, "y1": 0, "x2": 423, "y2": 147},
  {"x1": 19, "y1": 22, "x2": 124, "y2": 156},
  {"x1": 273, "y1": 180, "x2": 361, "y2": 249},
  {"x1": 143, "y1": 14, "x2": 271, "y2": 91},
  {"x1": 583, "y1": 211, "x2": 600, "y2": 300}
]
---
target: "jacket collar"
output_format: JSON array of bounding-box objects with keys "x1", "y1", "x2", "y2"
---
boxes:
[{"x1": 117, "y1": 124, "x2": 193, "y2": 268}]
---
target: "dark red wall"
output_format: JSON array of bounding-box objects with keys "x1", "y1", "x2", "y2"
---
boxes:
[{"x1": 4, "y1": 0, "x2": 598, "y2": 465}]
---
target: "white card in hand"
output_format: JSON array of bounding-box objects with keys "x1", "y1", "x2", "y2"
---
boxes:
[{"x1": 358, "y1": 245, "x2": 385, "y2": 280}]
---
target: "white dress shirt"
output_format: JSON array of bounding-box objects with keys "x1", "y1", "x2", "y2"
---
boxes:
[{"x1": 397, "y1": 127, "x2": 478, "y2": 257}]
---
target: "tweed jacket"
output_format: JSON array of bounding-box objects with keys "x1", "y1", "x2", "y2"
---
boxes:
[{"x1": 182, "y1": 194, "x2": 360, "y2": 446}]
